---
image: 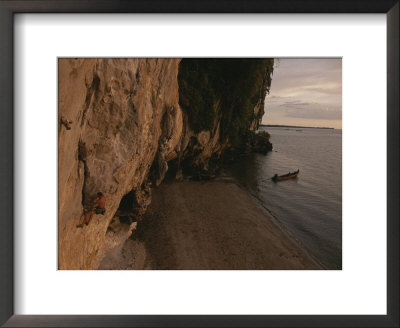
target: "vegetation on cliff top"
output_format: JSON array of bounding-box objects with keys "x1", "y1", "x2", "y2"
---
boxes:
[{"x1": 178, "y1": 58, "x2": 274, "y2": 146}]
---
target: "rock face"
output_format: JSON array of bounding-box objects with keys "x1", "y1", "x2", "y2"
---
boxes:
[{"x1": 58, "y1": 58, "x2": 273, "y2": 269}]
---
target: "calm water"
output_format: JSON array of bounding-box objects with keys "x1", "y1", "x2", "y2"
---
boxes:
[{"x1": 227, "y1": 127, "x2": 342, "y2": 269}]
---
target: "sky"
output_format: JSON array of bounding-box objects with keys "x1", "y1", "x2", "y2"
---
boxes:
[{"x1": 262, "y1": 58, "x2": 342, "y2": 129}]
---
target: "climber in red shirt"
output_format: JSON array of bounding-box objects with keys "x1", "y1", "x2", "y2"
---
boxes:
[{"x1": 77, "y1": 192, "x2": 106, "y2": 228}]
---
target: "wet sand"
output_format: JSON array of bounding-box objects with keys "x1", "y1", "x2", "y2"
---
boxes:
[{"x1": 100, "y1": 180, "x2": 321, "y2": 270}]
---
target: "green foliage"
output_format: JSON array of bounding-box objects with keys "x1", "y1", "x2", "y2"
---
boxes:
[
  {"x1": 178, "y1": 59, "x2": 274, "y2": 145},
  {"x1": 245, "y1": 130, "x2": 272, "y2": 155},
  {"x1": 178, "y1": 59, "x2": 218, "y2": 132},
  {"x1": 257, "y1": 130, "x2": 271, "y2": 140}
]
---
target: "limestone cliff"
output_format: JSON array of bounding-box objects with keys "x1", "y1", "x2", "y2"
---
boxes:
[{"x1": 58, "y1": 58, "x2": 273, "y2": 269}]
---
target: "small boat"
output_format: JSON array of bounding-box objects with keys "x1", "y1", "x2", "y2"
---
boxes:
[{"x1": 272, "y1": 169, "x2": 299, "y2": 182}]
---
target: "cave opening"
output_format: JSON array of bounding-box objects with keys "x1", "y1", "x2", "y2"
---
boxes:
[
  {"x1": 115, "y1": 189, "x2": 137, "y2": 223},
  {"x1": 164, "y1": 158, "x2": 180, "y2": 181},
  {"x1": 107, "y1": 190, "x2": 136, "y2": 233},
  {"x1": 119, "y1": 190, "x2": 135, "y2": 212}
]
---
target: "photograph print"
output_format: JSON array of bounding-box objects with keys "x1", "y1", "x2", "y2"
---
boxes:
[{"x1": 58, "y1": 58, "x2": 342, "y2": 270}]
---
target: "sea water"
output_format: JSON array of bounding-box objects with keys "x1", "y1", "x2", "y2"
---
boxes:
[{"x1": 227, "y1": 127, "x2": 342, "y2": 269}]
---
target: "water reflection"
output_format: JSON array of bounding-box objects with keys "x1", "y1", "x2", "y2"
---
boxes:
[{"x1": 226, "y1": 127, "x2": 342, "y2": 269}]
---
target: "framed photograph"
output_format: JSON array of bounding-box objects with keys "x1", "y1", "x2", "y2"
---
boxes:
[{"x1": 1, "y1": 1, "x2": 398, "y2": 327}]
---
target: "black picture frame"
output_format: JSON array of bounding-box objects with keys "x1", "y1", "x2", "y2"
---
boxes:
[{"x1": 0, "y1": 1, "x2": 398, "y2": 327}]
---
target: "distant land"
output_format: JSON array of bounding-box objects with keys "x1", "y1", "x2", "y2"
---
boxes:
[{"x1": 260, "y1": 124, "x2": 335, "y2": 130}]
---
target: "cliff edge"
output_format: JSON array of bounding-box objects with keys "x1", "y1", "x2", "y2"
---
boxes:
[{"x1": 58, "y1": 58, "x2": 273, "y2": 269}]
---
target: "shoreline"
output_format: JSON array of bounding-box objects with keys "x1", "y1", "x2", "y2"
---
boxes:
[
  {"x1": 260, "y1": 124, "x2": 335, "y2": 130},
  {"x1": 100, "y1": 178, "x2": 322, "y2": 270},
  {"x1": 223, "y1": 175, "x2": 326, "y2": 270}
]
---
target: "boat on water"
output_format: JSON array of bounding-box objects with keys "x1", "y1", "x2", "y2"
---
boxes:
[{"x1": 272, "y1": 169, "x2": 299, "y2": 182}]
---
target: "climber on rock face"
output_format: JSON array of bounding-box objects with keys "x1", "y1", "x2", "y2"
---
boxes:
[{"x1": 77, "y1": 192, "x2": 106, "y2": 228}]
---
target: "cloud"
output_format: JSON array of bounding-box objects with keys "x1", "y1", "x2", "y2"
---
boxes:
[
  {"x1": 283, "y1": 107, "x2": 342, "y2": 120},
  {"x1": 305, "y1": 87, "x2": 342, "y2": 95},
  {"x1": 263, "y1": 58, "x2": 342, "y2": 126},
  {"x1": 266, "y1": 98, "x2": 341, "y2": 120},
  {"x1": 269, "y1": 59, "x2": 342, "y2": 98},
  {"x1": 278, "y1": 100, "x2": 311, "y2": 108}
]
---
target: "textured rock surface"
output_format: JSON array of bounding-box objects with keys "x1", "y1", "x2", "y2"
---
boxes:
[
  {"x1": 58, "y1": 58, "x2": 183, "y2": 269},
  {"x1": 58, "y1": 58, "x2": 271, "y2": 269}
]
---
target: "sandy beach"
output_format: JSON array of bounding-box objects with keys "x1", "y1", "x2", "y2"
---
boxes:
[{"x1": 100, "y1": 179, "x2": 321, "y2": 270}]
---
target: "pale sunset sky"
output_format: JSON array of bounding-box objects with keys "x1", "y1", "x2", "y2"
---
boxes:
[{"x1": 262, "y1": 58, "x2": 342, "y2": 129}]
